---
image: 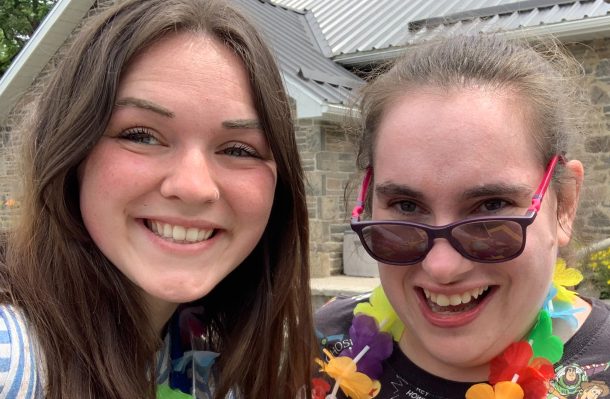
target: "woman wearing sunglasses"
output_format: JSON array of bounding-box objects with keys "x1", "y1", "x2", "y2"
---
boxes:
[{"x1": 314, "y1": 35, "x2": 610, "y2": 399}]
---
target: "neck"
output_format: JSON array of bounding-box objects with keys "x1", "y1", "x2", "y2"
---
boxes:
[{"x1": 398, "y1": 329, "x2": 491, "y2": 382}]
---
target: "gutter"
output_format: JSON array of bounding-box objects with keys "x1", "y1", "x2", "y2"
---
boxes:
[
  {"x1": 334, "y1": 15, "x2": 610, "y2": 67},
  {"x1": 0, "y1": 0, "x2": 96, "y2": 122}
]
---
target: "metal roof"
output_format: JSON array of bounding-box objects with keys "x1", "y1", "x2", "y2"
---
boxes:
[
  {"x1": 272, "y1": 0, "x2": 610, "y2": 62},
  {"x1": 233, "y1": 0, "x2": 362, "y2": 118},
  {"x1": 0, "y1": 0, "x2": 361, "y2": 123}
]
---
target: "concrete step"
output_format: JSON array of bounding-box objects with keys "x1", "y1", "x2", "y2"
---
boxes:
[{"x1": 310, "y1": 275, "x2": 380, "y2": 310}]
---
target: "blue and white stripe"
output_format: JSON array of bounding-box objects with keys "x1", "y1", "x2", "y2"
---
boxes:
[{"x1": 0, "y1": 305, "x2": 44, "y2": 398}]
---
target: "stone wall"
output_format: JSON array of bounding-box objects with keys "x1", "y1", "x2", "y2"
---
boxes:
[
  {"x1": 296, "y1": 117, "x2": 357, "y2": 277},
  {"x1": 0, "y1": 111, "x2": 24, "y2": 230},
  {"x1": 567, "y1": 38, "x2": 610, "y2": 243}
]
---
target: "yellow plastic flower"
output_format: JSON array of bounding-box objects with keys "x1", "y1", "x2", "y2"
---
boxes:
[
  {"x1": 552, "y1": 258, "x2": 583, "y2": 304},
  {"x1": 316, "y1": 349, "x2": 380, "y2": 399},
  {"x1": 354, "y1": 286, "x2": 404, "y2": 341}
]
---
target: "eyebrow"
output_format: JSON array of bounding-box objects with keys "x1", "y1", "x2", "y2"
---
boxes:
[
  {"x1": 375, "y1": 183, "x2": 425, "y2": 200},
  {"x1": 115, "y1": 97, "x2": 175, "y2": 118},
  {"x1": 222, "y1": 119, "x2": 261, "y2": 129},
  {"x1": 460, "y1": 183, "x2": 532, "y2": 200}
]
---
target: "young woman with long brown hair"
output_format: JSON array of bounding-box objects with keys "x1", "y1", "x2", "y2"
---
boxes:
[{"x1": 0, "y1": 0, "x2": 314, "y2": 397}]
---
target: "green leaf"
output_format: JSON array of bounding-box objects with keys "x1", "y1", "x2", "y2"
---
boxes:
[
  {"x1": 527, "y1": 310, "x2": 563, "y2": 364},
  {"x1": 156, "y1": 384, "x2": 193, "y2": 399},
  {"x1": 354, "y1": 285, "x2": 404, "y2": 341}
]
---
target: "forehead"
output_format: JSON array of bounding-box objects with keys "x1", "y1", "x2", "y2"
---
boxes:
[
  {"x1": 117, "y1": 32, "x2": 256, "y2": 115},
  {"x1": 373, "y1": 86, "x2": 541, "y2": 186}
]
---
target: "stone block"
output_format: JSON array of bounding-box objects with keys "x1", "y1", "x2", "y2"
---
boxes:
[
  {"x1": 595, "y1": 59, "x2": 610, "y2": 79},
  {"x1": 588, "y1": 209, "x2": 610, "y2": 228},
  {"x1": 585, "y1": 135, "x2": 610, "y2": 153},
  {"x1": 325, "y1": 176, "x2": 348, "y2": 193},
  {"x1": 343, "y1": 230, "x2": 379, "y2": 277},
  {"x1": 309, "y1": 220, "x2": 329, "y2": 243},
  {"x1": 319, "y1": 196, "x2": 348, "y2": 221},
  {"x1": 310, "y1": 251, "x2": 331, "y2": 277},
  {"x1": 590, "y1": 85, "x2": 610, "y2": 105},
  {"x1": 304, "y1": 172, "x2": 325, "y2": 196},
  {"x1": 316, "y1": 152, "x2": 358, "y2": 172}
]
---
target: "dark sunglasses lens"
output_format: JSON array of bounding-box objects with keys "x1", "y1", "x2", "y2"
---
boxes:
[
  {"x1": 360, "y1": 224, "x2": 428, "y2": 264},
  {"x1": 451, "y1": 220, "x2": 524, "y2": 261}
]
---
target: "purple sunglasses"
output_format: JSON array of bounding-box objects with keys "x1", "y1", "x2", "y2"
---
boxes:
[{"x1": 351, "y1": 155, "x2": 564, "y2": 265}]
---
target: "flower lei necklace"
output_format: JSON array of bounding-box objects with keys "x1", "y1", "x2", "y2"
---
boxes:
[{"x1": 314, "y1": 259, "x2": 584, "y2": 399}]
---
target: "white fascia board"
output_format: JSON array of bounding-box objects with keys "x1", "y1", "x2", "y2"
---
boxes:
[
  {"x1": 283, "y1": 74, "x2": 357, "y2": 120},
  {"x1": 283, "y1": 73, "x2": 325, "y2": 119},
  {"x1": 0, "y1": 0, "x2": 96, "y2": 121},
  {"x1": 334, "y1": 15, "x2": 610, "y2": 67}
]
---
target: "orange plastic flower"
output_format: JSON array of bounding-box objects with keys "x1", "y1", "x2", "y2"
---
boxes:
[
  {"x1": 316, "y1": 349, "x2": 380, "y2": 399},
  {"x1": 466, "y1": 382, "x2": 524, "y2": 399}
]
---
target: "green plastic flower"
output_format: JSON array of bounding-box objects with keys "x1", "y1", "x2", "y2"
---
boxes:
[{"x1": 354, "y1": 286, "x2": 404, "y2": 341}]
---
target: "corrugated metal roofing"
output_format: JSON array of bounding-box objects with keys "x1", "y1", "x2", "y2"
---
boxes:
[
  {"x1": 271, "y1": 0, "x2": 610, "y2": 56},
  {"x1": 233, "y1": 0, "x2": 362, "y2": 109}
]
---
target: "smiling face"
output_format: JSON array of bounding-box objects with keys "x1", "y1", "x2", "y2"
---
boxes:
[
  {"x1": 372, "y1": 86, "x2": 572, "y2": 381},
  {"x1": 78, "y1": 33, "x2": 277, "y2": 328}
]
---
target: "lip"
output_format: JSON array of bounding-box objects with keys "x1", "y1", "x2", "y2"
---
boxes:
[
  {"x1": 415, "y1": 286, "x2": 495, "y2": 328},
  {"x1": 136, "y1": 218, "x2": 222, "y2": 254}
]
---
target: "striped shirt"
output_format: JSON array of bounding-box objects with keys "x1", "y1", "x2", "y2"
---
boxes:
[{"x1": 0, "y1": 305, "x2": 44, "y2": 398}]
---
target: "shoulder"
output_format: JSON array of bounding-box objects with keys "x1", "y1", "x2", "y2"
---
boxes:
[
  {"x1": 314, "y1": 293, "x2": 371, "y2": 356},
  {"x1": 0, "y1": 304, "x2": 44, "y2": 398},
  {"x1": 550, "y1": 298, "x2": 610, "y2": 396},
  {"x1": 315, "y1": 293, "x2": 371, "y2": 330}
]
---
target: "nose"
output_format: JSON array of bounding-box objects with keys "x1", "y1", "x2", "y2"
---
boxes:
[
  {"x1": 160, "y1": 149, "x2": 220, "y2": 204},
  {"x1": 420, "y1": 239, "x2": 474, "y2": 284}
]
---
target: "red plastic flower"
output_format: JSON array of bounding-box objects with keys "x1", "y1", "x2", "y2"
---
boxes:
[
  {"x1": 489, "y1": 342, "x2": 555, "y2": 399},
  {"x1": 312, "y1": 378, "x2": 331, "y2": 399}
]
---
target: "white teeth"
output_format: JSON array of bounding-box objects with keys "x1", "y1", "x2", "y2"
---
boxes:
[
  {"x1": 146, "y1": 220, "x2": 214, "y2": 243},
  {"x1": 449, "y1": 294, "x2": 462, "y2": 306},
  {"x1": 185, "y1": 228, "x2": 199, "y2": 242},
  {"x1": 436, "y1": 294, "x2": 450, "y2": 306},
  {"x1": 173, "y1": 225, "x2": 186, "y2": 241},
  {"x1": 424, "y1": 286, "x2": 489, "y2": 307}
]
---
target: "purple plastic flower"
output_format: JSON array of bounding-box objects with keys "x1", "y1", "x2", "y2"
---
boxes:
[{"x1": 340, "y1": 314, "x2": 393, "y2": 378}]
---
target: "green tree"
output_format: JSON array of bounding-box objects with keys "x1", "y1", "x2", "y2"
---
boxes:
[{"x1": 0, "y1": 0, "x2": 58, "y2": 76}]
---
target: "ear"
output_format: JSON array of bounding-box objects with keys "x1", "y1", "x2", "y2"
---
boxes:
[{"x1": 557, "y1": 160, "x2": 584, "y2": 247}]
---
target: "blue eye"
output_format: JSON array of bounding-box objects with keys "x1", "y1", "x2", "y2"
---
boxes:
[
  {"x1": 398, "y1": 201, "x2": 417, "y2": 212},
  {"x1": 480, "y1": 199, "x2": 508, "y2": 212},
  {"x1": 118, "y1": 127, "x2": 160, "y2": 145},
  {"x1": 223, "y1": 144, "x2": 260, "y2": 158}
]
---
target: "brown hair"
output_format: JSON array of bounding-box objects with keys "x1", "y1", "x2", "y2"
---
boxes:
[
  {"x1": 1, "y1": 0, "x2": 313, "y2": 397},
  {"x1": 356, "y1": 34, "x2": 590, "y2": 212}
]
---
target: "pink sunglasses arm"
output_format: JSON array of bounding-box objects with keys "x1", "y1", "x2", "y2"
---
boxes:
[
  {"x1": 527, "y1": 154, "x2": 563, "y2": 213},
  {"x1": 351, "y1": 167, "x2": 373, "y2": 222}
]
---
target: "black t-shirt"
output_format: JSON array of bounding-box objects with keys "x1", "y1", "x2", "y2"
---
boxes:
[{"x1": 315, "y1": 294, "x2": 610, "y2": 399}]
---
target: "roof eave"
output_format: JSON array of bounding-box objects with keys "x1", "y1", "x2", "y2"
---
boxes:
[
  {"x1": 333, "y1": 15, "x2": 610, "y2": 67},
  {"x1": 0, "y1": 0, "x2": 95, "y2": 122}
]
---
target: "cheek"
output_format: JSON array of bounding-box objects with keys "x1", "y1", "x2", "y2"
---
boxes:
[
  {"x1": 378, "y1": 264, "x2": 412, "y2": 307},
  {"x1": 225, "y1": 168, "x2": 277, "y2": 225}
]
